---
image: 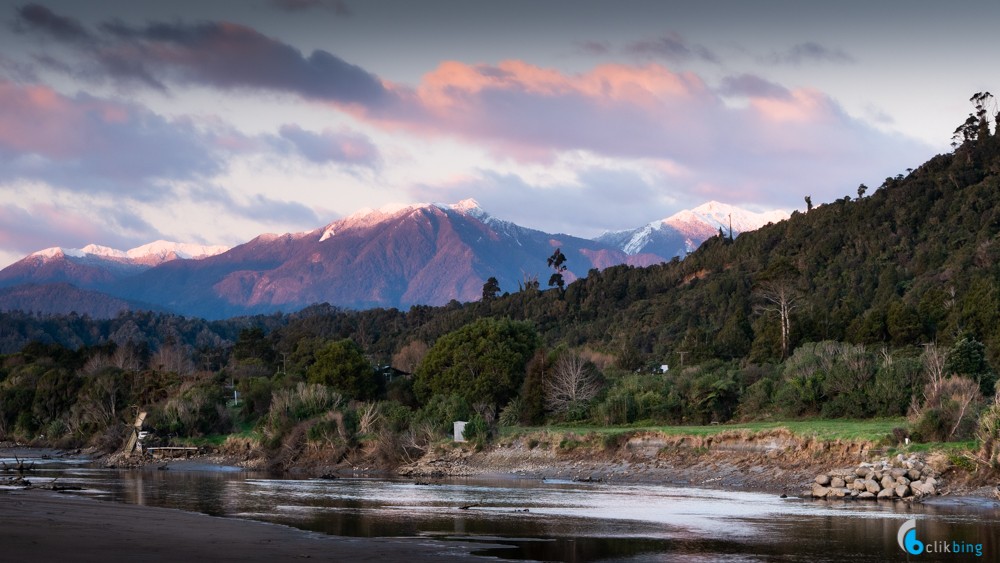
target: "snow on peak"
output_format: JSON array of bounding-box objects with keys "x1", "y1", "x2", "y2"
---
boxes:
[
  {"x1": 27, "y1": 241, "x2": 228, "y2": 266},
  {"x1": 127, "y1": 240, "x2": 229, "y2": 262},
  {"x1": 30, "y1": 247, "x2": 80, "y2": 260},
  {"x1": 321, "y1": 199, "x2": 492, "y2": 241},
  {"x1": 80, "y1": 244, "x2": 127, "y2": 259},
  {"x1": 664, "y1": 201, "x2": 789, "y2": 235},
  {"x1": 450, "y1": 198, "x2": 481, "y2": 213}
]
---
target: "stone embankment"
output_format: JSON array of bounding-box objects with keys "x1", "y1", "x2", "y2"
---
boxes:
[{"x1": 811, "y1": 455, "x2": 941, "y2": 501}]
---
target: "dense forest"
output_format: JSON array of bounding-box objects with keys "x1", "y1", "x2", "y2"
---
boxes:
[{"x1": 2, "y1": 94, "x2": 1000, "y2": 470}]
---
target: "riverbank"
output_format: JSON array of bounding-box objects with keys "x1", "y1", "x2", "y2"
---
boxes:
[
  {"x1": 395, "y1": 428, "x2": 1000, "y2": 500},
  {"x1": 0, "y1": 488, "x2": 498, "y2": 562}
]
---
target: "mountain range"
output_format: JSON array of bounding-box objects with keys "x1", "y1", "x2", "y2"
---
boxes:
[{"x1": 0, "y1": 200, "x2": 786, "y2": 319}]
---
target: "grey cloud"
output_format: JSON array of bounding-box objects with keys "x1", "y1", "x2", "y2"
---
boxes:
[
  {"x1": 410, "y1": 168, "x2": 670, "y2": 238},
  {"x1": 0, "y1": 201, "x2": 162, "y2": 256},
  {"x1": 278, "y1": 124, "x2": 380, "y2": 166},
  {"x1": 13, "y1": 4, "x2": 93, "y2": 44},
  {"x1": 0, "y1": 81, "x2": 224, "y2": 200},
  {"x1": 576, "y1": 40, "x2": 610, "y2": 56},
  {"x1": 15, "y1": 6, "x2": 388, "y2": 104},
  {"x1": 192, "y1": 185, "x2": 320, "y2": 226},
  {"x1": 718, "y1": 74, "x2": 790, "y2": 99},
  {"x1": 626, "y1": 33, "x2": 719, "y2": 64},
  {"x1": 269, "y1": 0, "x2": 352, "y2": 15},
  {"x1": 765, "y1": 42, "x2": 856, "y2": 65}
]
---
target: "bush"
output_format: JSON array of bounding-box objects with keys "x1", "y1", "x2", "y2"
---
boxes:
[{"x1": 463, "y1": 413, "x2": 489, "y2": 444}]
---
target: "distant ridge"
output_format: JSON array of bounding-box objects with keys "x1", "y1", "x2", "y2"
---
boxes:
[{"x1": 0, "y1": 200, "x2": 785, "y2": 319}]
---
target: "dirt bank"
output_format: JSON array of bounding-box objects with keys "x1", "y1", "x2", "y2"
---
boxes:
[{"x1": 396, "y1": 429, "x2": 999, "y2": 499}]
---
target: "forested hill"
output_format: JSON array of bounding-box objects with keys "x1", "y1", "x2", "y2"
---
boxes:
[{"x1": 2, "y1": 126, "x2": 1000, "y2": 370}]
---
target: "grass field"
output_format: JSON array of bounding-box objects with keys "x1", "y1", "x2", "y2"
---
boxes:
[{"x1": 503, "y1": 418, "x2": 907, "y2": 442}]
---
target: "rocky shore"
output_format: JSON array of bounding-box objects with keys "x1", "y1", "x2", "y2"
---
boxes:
[{"x1": 810, "y1": 455, "x2": 942, "y2": 500}]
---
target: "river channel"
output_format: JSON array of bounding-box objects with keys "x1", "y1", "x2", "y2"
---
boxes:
[{"x1": 3, "y1": 450, "x2": 998, "y2": 561}]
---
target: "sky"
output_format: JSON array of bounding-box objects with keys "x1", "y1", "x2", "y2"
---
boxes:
[{"x1": 0, "y1": 0, "x2": 996, "y2": 268}]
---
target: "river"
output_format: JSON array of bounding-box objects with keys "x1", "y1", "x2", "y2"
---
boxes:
[{"x1": 3, "y1": 450, "x2": 998, "y2": 561}]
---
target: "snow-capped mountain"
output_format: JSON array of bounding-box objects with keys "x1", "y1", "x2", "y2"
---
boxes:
[
  {"x1": 597, "y1": 201, "x2": 789, "y2": 258},
  {"x1": 0, "y1": 241, "x2": 230, "y2": 291},
  {"x1": 0, "y1": 199, "x2": 786, "y2": 319},
  {"x1": 30, "y1": 241, "x2": 229, "y2": 266}
]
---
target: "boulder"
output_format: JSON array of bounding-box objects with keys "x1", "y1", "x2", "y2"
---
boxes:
[
  {"x1": 815, "y1": 474, "x2": 831, "y2": 486},
  {"x1": 855, "y1": 467, "x2": 869, "y2": 478},
  {"x1": 864, "y1": 479, "x2": 881, "y2": 494},
  {"x1": 880, "y1": 475, "x2": 896, "y2": 490},
  {"x1": 830, "y1": 488, "x2": 848, "y2": 498},
  {"x1": 831, "y1": 477, "x2": 846, "y2": 488},
  {"x1": 907, "y1": 469, "x2": 922, "y2": 481},
  {"x1": 895, "y1": 484, "x2": 911, "y2": 498},
  {"x1": 890, "y1": 468, "x2": 907, "y2": 479},
  {"x1": 877, "y1": 487, "x2": 894, "y2": 499},
  {"x1": 812, "y1": 484, "x2": 831, "y2": 498},
  {"x1": 925, "y1": 476, "x2": 937, "y2": 487},
  {"x1": 895, "y1": 476, "x2": 910, "y2": 486},
  {"x1": 858, "y1": 491, "x2": 876, "y2": 499}
]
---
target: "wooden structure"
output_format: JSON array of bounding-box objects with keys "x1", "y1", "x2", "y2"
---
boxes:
[{"x1": 122, "y1": 411, "x2": 147, "y2": 456}]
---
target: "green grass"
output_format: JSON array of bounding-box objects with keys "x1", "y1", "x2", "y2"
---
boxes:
[
  {"x1": 502, "y1": 418, "x2": 908, "y2": 443},
  {"x1": 173, "y1": 420, "x2": 260, "y2": 448}
]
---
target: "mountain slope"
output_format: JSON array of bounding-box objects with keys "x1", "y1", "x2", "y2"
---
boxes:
[{"x1": 111, "y1": 200, "x2": 660, "y2": 318}]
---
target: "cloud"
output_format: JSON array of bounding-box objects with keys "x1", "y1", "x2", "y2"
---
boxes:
[
  {"x1": 625, "y1": 33, "x2": 719, "y2": 64},
  {"x1": 0, "y1": 200, "x2": 162, "y2": 257},
  {"x1": 269, "y1": 0, "x2": 352, "y2": 15},
  {"x1": 0, "y1": 80, "x2": 223, "y2": 199},
  {"x1": 277, "y1": 124, "x2": 379, "y2": 166},
  {"x1": 765, "y1": 42, "x2": 855, "y2": 65},
  {"x1": 576, "y1": 40, "x2": 610, "y2": 56},
  {"x1": 14, "y1": 6, "x2": 386, "y2": 104},
  {"x1": 189, "y1": 184, "x2": 321, "y2": 226},
  {"x1": 718, "y1": 74, "x2": 790, "y2": 99},
  {"x1": 13, "y1": 4, "x2": 93, "y2": 44}
]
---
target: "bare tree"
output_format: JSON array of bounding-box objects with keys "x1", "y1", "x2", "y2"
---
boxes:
[
  {"x1": 545, "y1": 353, "x2": 601, "y2": 414},
  {"x1": 753, "y1": 279, "x2": 800, "y2": 359},
  {"x1": 153, "y1": 344, "x2": 195, "y2": 376},
  {"x1": 392, "y1": 340, "x2": 428, "y2": 373},
  {"x1": 112, "y1": 344, "x2": 142, "y2": 372}
]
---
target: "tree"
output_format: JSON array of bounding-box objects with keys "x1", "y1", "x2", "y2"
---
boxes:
[
  {"x1": 753, "y1": 261, "x2": 801, "y2": 359},
  {"x1": 857, "y1": 184, "x2": 868, "y2": 199},
  {"x1": 307, "y1": 339, "x2": 376, "y2": 399},
  {"x1": 391, "y1": 340, "x2": 428, "y2": 374},
  {"x1": 547, "y1": 248, "x2": 567, "y2": 291},
  {"x1": 413, "y1": 318, "x2": 539, "y2": 408},
  {"x1": 952, "y1": 91, "x2": 996, "y2": 148},
  {"x1": 804, "y1": 195, "x2": 813, "y2": 212},
  {"x1": 544, "y1": 352, "x2": 602, "y2": 415},
  {"x1": 481, "y1": 277, "x2": 501, "y2": 301}
]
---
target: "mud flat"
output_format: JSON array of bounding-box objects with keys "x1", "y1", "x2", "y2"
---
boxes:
[{"x1": 0, "y1": 489, "x2": 495, "y2": 562}]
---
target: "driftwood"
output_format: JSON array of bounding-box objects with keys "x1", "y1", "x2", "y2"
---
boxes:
[{"x1": 1, "y1": 456, "x2": 36, "y2": 474}]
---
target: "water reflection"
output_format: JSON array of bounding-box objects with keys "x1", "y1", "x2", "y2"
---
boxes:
[{"x1": 6, "y1": 451, "x2": 999, "y2": 562}]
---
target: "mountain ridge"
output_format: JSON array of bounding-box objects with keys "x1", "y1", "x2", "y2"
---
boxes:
[{"x1": 0, "y1": 199, "x2": 783, "y2": 318}]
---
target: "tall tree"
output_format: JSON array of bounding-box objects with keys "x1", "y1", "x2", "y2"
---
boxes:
[
  {"x1": 482, "y1": 277, "x2": 501, "y2": 301},
  {"x1": 547, "y1": 248, "x2": 568, "y2": 291}
]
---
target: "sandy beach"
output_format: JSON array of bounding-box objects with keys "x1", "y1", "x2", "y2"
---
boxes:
[{"x1": 0, "y1": 489, "x2": 495, "y2": 562}]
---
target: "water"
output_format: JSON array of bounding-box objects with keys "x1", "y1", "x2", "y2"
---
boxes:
[{"x1": 4, "y1": 451, "x2": 998, "y2": 561}]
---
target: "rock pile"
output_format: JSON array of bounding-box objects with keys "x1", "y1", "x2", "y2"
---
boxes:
[{"x1": 810, "y1": 456, "x2": 941, "y2": 500}]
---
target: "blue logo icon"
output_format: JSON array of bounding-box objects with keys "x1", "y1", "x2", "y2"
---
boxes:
[{"x1": 898, "y1": 519, "x2": 924, "y2": 555}]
